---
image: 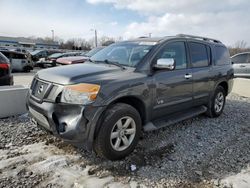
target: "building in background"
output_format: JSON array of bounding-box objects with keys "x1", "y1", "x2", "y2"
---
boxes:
[{"x1": 0, "y1": 36, "x2": 59, "y2": 50}]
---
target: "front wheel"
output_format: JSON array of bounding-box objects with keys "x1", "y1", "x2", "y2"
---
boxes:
[
  {"x1": 206, "y1": 86, "x2": 226, "y2": 118},
  {"x1": 94, "y1": 103, "x2": 141, "y2": 160}
]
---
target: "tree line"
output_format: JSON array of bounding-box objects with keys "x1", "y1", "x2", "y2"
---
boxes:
[{"x1": 29, "y1": 36, "x2": 249, "y2": 55}]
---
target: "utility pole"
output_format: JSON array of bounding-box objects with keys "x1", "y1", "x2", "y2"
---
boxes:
[
  {"x1": 148, "y1": 33, "x2": 152, "y2": 38},
  {"x1": 94, "y1": 29, "x2": 97, "y2": 47},
  {"x1": 91, "y1": 29, "x2": 98, "y2": 47},
  {"x1": 51, "y1": 30, "x2": 54, "y2": 41}
]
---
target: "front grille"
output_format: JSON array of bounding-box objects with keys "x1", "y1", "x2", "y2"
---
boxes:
[{"x1": 31, "y1": 78, "x2": 51, "y2": 101}]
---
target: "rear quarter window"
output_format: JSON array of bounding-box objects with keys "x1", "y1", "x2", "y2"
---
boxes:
[
  {"x1": 12, "y1": 53, "x2": 26, "y2": 59},
  {"x1": 1, "y1": 51, "x2": 11, "y2": 58},
  {"x1": 0, "y1": 52, "x2": 9, "y2": 63},
  {"x1": 215, "y1": 46, "x2": 230, "y2": 65}
]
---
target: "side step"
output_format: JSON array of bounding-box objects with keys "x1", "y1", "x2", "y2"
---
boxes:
[{"x1": 143, "y1": 106, "x2": 207, "y2": 132}]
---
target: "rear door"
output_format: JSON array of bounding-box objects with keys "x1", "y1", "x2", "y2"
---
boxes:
[
  {"x1": 188, "y1": 42, "x2": 212, "y2": 106},
  {"x1": 152, "y1": 40, "x2": 193, "y2": 119},
  {"x1": 11, "y1": 53, "x2": 26, "y2": 71}
]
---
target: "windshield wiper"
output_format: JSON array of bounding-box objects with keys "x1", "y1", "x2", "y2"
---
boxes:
[
  {"x1": 97, "y1": 59, "x2": 126, "y2": 70},
  {"x1": 88, "y1": 58, "x2": 96, "y2": 63}
]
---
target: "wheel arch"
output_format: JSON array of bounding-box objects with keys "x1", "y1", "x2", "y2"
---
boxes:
[
  {"x1": 93, "y1": 96, "x2": 147, "y2": 139},
  {"x1": 217, "y1": 81, "x2": 229, "y2": 96}
]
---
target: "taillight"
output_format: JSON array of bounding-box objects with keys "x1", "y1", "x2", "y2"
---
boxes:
[{"x1": 0, "y1": 63, "x2": 9, "y2": 69}]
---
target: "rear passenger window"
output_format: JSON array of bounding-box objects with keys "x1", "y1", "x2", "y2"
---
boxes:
[
  {"x1": 189, "y1": 42, "x2": 209, "y2": 68},
  {"x1": 215, "y1": 46, "x2": 230, "y2": 65}
]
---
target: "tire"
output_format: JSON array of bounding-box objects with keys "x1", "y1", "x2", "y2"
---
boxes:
[
  {"x1": 94, "y1": 103, "x2": 141, "y2": 160},
  {"x1": 23, "y1": 66, "x2": 31, "y2": 72},
  {"x1": 206, "y1": 86, "x2": 226, "y2": 118}
]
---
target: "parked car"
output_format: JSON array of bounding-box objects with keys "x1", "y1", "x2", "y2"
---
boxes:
[
  {"x1": 30, "y1": 50, "x2": 61, "y2": 62},
  {"x1": 0, "y1": 50, "x2": 33, "y2": 72},
  {"x1": 36, "y1": 52, "x2": 82, "y2": 68},
  {"x1": 27, "y1": 34, "x2": 233, "y2": 160},
  {"x1": 56, "y1": 47, "x2": 105, "y2": 65},
  {"x1": 0, "y1": 52, "x2": 13, "y2": 86},
  {"x1": 231, "y1": 52, "x2": 250, "y2": 78}
]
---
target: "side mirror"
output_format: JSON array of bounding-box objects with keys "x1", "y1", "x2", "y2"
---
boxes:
[{"x1": 154, "y1": 58, "x2": 175, "y2": 70}]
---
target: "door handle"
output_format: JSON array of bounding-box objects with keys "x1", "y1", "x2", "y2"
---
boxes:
[
  {"x1": 240, "y1": 65, "x2": 246, "y2": 67},
  {"x1": 184, "y1": 74, "x2": 192, "y2": 79}
]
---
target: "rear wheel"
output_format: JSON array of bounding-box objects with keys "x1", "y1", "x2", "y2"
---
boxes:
[
  {"x1": 206, "y1": 86, "x2": 226, "y2": 117},
  {"x1": 94, "y1": 103, "x2": 141, "y2": 160}
]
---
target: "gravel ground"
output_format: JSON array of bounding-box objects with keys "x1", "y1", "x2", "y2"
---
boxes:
[{"x1": 0, "y1": 93, "x2": 250, "y2": 188}]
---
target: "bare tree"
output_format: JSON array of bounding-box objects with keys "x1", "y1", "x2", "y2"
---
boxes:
[
  {"x1": 228, "y1": 40, "x2": 250, "y2": 56},
  {"x1": 99, "y1": 36, "x2": 115, "y2": 46},
  {"x1": 234, "y1": 40, "x2": 247, "y2": 49}
]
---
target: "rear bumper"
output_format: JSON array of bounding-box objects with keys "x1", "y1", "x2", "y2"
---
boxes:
[
  {"x1": 27, "y1": 93, "x2": 106, "y2": 150},
  {"x1": 0, "y1": 75, "x2": 13, "y2": 86}
]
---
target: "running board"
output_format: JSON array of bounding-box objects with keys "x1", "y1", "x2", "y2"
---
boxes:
[{"x1": 143, "y1": 106, "x2": 207, "y2": 132}]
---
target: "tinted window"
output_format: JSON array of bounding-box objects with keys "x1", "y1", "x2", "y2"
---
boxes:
[
  {"x1": 232, "y1": 54, "x2": 248, "y2": 64},
  {"x1": 155, "y1": 42, "x2": 187, "y2": 70},
  {"x1": 1, "y1": 51, "x2": 11, "y2": 58},
  {"x1": 189, "y1": 42, "x2": 209, "y2": 68},
  {"x1": 12, "y1": 53, "x2": 26, "y2": 59},
  {"x1": 0, "y1": 52, "x2": 9, "y2": 63},
  {"x1": 215, "y1": 46, "x2": 230, "y2": 65}
]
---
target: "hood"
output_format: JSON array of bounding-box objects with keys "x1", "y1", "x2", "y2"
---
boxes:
[
  {"x1": 56, "y1": 56, "x2": 88, "y2": 65},
  {"x1": 36, "y1": 62, "x2": 133, "y2": 85}
]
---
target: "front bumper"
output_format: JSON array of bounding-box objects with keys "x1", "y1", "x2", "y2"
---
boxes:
[{"x1": 27, "y1": 93, "x2": 106, "y2": 150}]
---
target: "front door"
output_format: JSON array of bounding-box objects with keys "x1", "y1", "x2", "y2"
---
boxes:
[{"x1": 152, "y1": 41, "x2": 193, "y2": 119}]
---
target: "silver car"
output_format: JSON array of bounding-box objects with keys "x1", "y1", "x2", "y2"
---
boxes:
[
  {"x1": 231, "y1": 52, "x2": 250, "y2": 78},
  {"x1": 0, "y1": 50, "x2": 34, "y2": 72}
]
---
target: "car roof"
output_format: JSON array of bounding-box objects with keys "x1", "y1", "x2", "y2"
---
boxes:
[
  {"x1": 0, "y1": 50, "x2": 26, "y2": 55},
  {"x1": 126, "y1": 34, "x2": 223, "y2": 45}
]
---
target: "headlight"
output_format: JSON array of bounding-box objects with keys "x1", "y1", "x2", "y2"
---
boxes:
[{"x1": 61, "y1": 83, "x2": 100, "y2": 105}]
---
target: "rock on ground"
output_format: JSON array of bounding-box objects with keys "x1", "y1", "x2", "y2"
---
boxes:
[{"x1": 0, "y1": 94, "x2": 249, "y2": 188}]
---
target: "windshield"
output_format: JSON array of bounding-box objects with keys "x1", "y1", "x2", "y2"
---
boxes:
[
  {"x1": 90, "y1": 42, "x2": 155, "y2": 67},
  {"x1": 30, "y1": 50, "x2": 42, "y2": 55},
  {"x1": 83, "y1": 47, "x2": 104, "y2": 57},
  {"x1": 48, "y1": 53, "x2": 62, "y2": 58}
]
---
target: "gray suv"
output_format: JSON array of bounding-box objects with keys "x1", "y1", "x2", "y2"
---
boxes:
[{"x1": 27, "y1": 34, "x2": 234, "y2": 160}]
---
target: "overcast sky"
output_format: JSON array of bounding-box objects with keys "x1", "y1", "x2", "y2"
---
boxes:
[{"x1": 0, "y1": 0, "x2": 249, "y2": 46}]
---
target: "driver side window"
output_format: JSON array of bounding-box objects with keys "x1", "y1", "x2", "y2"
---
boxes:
[{"x1": 155, "y1": 42, "x2": 187, "y2": 70}]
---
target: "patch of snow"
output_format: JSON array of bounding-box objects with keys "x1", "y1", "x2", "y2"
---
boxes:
[{"x1": 219, "y1": 166, "x2": 250, "y2": 188}]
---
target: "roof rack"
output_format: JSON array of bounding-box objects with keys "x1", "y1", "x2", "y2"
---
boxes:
[{"x1": 176, "y1": 34, "x2": 221, "y2": 43}]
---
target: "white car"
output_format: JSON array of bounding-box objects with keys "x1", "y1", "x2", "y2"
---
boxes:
[
  {"x1": 231, "y1": 52, "x2": 250, "y2": 78},
  {"x1": 0, "y1": 50, "x2": 34, "y2": 72}
]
